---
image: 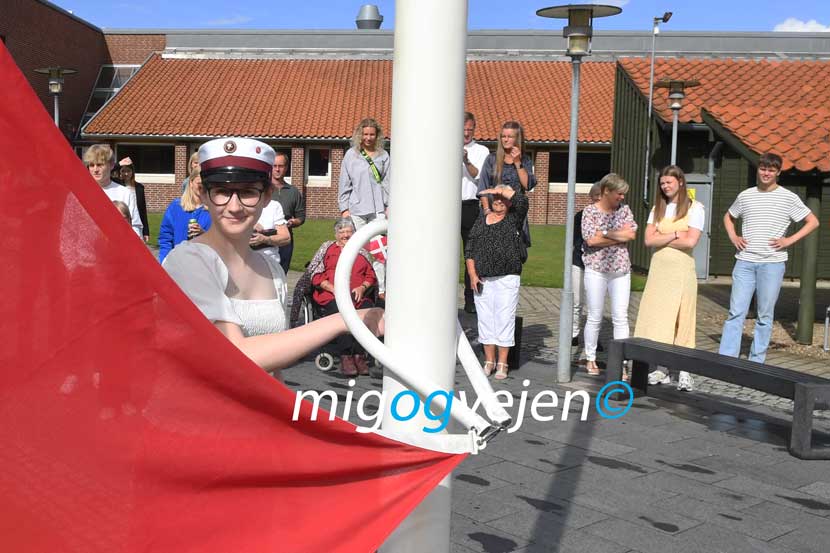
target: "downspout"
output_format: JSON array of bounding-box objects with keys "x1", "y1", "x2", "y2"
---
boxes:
[{"x1": 705, "y1": 141, "x2": 724, "y2": 279}]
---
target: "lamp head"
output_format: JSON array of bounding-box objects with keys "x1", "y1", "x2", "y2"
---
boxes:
[
  {"x1": 536, "y1": 4, "x2": 623, "y2": 58},
  {"x1": 34, "y1": 66, "x2": 77, "y2": 96}
]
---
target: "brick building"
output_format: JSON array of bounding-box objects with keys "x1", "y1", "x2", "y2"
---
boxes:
[{"x1": 5, "y1": 0, "x2": 830, "y2": 225}]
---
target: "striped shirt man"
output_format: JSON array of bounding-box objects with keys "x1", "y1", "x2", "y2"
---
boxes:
[{"x1": 728, "y1": 186, "x2": 812, "y2": 263}]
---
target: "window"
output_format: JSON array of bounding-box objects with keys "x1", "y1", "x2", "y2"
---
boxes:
[
  {"x1": 80, "y1": 65, "x2": 140, "y2": 131},
  {"x1": 548, "y1": 151, "x2": 611, "y2": 186},
  {"x1": 306, "y1": 146, "x2": 331, "y2": 186},
  {"x1": 116, "y1": 144, "x2": 175, "y2": 175}
]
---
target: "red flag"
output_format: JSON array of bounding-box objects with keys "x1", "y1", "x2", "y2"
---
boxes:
[{"x1": 0, "y1": 42, "x2": 464, "y2": 552}]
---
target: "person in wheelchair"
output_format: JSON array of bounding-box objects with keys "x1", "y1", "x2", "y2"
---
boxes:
[{"x1": 293, "y1": 218, "x2": 377, "y2": 376}]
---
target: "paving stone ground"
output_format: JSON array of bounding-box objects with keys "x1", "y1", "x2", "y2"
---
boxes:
[{"x1": 276, "y1": 269, "x2": 830, "y2": 552}]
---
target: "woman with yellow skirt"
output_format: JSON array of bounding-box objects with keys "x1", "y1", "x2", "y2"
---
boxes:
[{"x1": 634, "y1": 166, "x2": 705, "y2": 391}]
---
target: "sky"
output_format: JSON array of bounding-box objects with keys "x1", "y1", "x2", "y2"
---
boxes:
[{"x1": 53, "y1": 0, "x2": 830, "y2": 33}]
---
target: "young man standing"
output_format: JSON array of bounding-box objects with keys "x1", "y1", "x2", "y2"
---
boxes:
[
  {"x1": 719, "y1": 152, "x2": 819, "y2": 363},
  {"x1": 270, "y1": 152, "x2": 305, "y2": 274},
  {"x1": 84, "y1": 144, "x2": 143, "y2": 237},
  {"x1": 461, "y1": 112, "x2": 490, "y2": 313}
]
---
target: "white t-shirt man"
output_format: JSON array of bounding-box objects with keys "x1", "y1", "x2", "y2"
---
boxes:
[
  {"x1": 728, "y1": 186, "x2": 812, "y2": 263},
  {"x1": 256, "y1": 200, "x2": 287, "y2": 266},
  {"x1": 462, "y1": 140, "x2": 490, "y2": 201},
  {"x1": 102, "y1": 182, "x2": 142, "y2": 237}
]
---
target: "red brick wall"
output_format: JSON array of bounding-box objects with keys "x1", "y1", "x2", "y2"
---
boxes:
[
  {"x1": 290, "y1": 146, "x2": 305, "y2": 195},
  {"x1": 104, "y1": 34, "x2": 166, "y2": 64},
  {"x1": 528, "y1": 150, "x2": 549, "y2": 224},
  {"x1": 305, "y1": 145, "x2": 345, "y2": 219},
  {"x1": 174, "y1": 143, "x2": 188, "y2": 184},
  {"x1": 547, "y1": 192, "x2": 591, "y2": 225},
  {"x1": 1, "y1": 0, "x2": 110, "y2": 139},
  {"x1": 145, "y1": 182, "x2": 181, "y2": 212}
]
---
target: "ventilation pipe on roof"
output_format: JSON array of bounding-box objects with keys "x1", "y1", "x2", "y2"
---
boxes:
[{"x1": 356, "y1": 4, "x2": 383, "y2": 29}]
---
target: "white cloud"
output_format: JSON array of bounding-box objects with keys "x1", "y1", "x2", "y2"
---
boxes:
[
  {"x1": 205, "y1": 15, "x2": 253, "y2": 26},
  {"x1": 773, "y1": 17, "x2": 830, "y2": 32}
]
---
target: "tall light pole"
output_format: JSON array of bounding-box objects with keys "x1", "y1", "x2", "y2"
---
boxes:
[
  {"x1": 655, "y1": 78, "x2": 699, "y2": 165},
  {"x1": 537, "y1": 4, "x2": 622, "y2": 383},
  {"x1": 642, "y1": 12, "x2": 672, "y2": 204},
  {"x1": 33, "y1": 66, "x2": 77, "y2": 127}
]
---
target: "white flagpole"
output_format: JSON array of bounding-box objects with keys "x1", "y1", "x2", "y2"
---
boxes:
[{"x1": 379, "y1": 1, "x2": 468, "y2": 551}]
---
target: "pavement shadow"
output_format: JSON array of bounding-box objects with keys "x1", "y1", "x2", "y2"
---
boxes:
[{"x1": 526, "y1": 369, "x2": 604, "y2": 551}]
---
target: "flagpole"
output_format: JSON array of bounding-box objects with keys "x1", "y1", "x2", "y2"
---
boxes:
[{"x1": 379, "y1": 1, "x2": 468, "y2": 551}]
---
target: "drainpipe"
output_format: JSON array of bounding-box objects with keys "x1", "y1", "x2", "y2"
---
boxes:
[{"x1": 705, "y1": 141, "x2": 723, "y2": 279}]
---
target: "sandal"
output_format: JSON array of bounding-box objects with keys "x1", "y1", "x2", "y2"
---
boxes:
[
  {"x1": 586, "y1": 361, "x2": 601, "y2": 376},
  {"x1": 483, "y1": 361, "x2": 496, "y2": 377},
  {"x1": 494, "y1": 363, "x2": 509, "y2": 380}
]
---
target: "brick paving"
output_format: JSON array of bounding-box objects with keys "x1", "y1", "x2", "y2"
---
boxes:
[
  {"x1": 275, "y1": 268, "x2": 830, "y2": 552},
  {"x1": 152, "y1": 248, "x2": 830, "y2": 552}
]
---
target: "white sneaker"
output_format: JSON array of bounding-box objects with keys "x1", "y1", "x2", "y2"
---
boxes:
[
  {"x1": 648, "y1": 370, "x2": 671, "y2": 385},
  {"x1": 677, "y1": 372, "x2": 694, "y2": 392}
]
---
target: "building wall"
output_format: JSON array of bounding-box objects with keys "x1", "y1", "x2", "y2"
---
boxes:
[
  {"x1": 0, "y1": 0, "x2": 110, "y2": 138},
  {"x1": 611, "y1": 64, "x2": 830, "y2": 279},
  {"x1": 306, "y1": 145, "x2": 345, "y2": 219},
  {"x1": 142, "y1": 139, "x2": 599, "y2": 226},
  {"x1": 104, "y1": 34, "x2": 166, "y2": 64}
]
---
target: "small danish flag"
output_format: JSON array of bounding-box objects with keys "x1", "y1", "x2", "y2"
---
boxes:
[{"x1": 368, "y1": 234, "x2": 388, "y2": 263}]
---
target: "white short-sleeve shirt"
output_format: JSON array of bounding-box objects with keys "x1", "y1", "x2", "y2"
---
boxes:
[
  {"x1": 163, "y1": 241, "x2": 287, "y2": 337},
  {"x1": 255, "y1": 200, "x2": 288, "y2": 265},
  {"x1": 647, "y1": 201, "x2": 705, "y2": 230}
]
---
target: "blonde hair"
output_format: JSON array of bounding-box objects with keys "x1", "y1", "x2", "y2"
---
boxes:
[
  {"x1": 180, "y1": 168, "x2": 202, "y2": 212},
  {"x1": 188, "y1": 151, "x2": 200, "y2": 169},
  {"x1": 350, "y1": 118, "x2": 385, "y2": 152},
  {"x1": 83, "y1": 144, "x2": 114, "y2": 167},
  {"x1": 494, "y1": 121, "x2": 525, "y2": 186},
  {"x1": 598, "y1": 173, "x2": 629, "y2": 195}
]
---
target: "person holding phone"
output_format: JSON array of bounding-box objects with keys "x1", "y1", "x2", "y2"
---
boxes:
[
  {"x1": 478, "y1": 121, "x2": 536, "y2": 248},
  {"x1": 465, "y1": 185, "x2": 529, "y2": 381},
  {"x1": 249, "y1": 194, "x2": 290, "y2": 269},
  {"x1": 158, "y1": 168, "x2": 211, "y2": 264}
]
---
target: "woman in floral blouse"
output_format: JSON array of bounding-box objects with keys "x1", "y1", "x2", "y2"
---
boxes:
[{"x1": 581, "y1": 174, "x2": 638, "y2": 375}]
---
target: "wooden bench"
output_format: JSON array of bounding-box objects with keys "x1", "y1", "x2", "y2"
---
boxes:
[{"x1": 605, "y1": 337, "x2": 830, "y2": 460}]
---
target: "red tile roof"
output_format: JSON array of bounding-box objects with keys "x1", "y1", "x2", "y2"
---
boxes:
[
  {"x1": 83, "y1": 55, "x2": 616, "y2": 144},
  {"x1": 702, "y1": 105, "x2": 830, "y2": 173},
  {"x1": 619, "y1": 58, "x2": 830, "y2": 173}
]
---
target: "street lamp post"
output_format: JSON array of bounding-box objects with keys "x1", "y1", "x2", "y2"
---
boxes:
[
  {"x1": 537, "y1": 4, "x2": 622, "y2": 383},
  {"x1": 642, "y1": 12, "x2": 672, "y2": 204},
  {"x1": 655, "y1": 78, "x2": 699, "y2": 165},
  {"x1": 33, "y1": 66, "x2": 77, "y2": 127}
]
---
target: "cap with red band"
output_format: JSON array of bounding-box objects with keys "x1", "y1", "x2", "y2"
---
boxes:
[{"x1": 198, "y1": 138, "x2": 275, "y2": 184}]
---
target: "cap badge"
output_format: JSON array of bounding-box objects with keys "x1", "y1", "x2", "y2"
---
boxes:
[
  {"x1": 256, "y1": 146, "x2": 261, "y2": 153},
  {"x1": 223, "y1": 140, "x2": 237, "y2": 154}
]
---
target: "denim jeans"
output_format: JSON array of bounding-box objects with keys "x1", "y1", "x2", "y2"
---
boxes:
[{"x1": 718, "y1": 260, "x2": 786, "y2": 363}]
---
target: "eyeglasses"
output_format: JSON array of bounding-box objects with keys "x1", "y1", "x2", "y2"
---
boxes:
[{"x1": 206, "y1": 186, "x2": 265, "y2": 207}]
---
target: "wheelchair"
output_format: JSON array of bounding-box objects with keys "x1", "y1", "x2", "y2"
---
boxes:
[{"x1": 296, "y1": 283, "x2": 379, "y2": 372}]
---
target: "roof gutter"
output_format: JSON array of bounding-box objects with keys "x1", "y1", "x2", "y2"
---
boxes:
[{"x1": 78, "y1": 133, "x2": 612, "y2": 147}]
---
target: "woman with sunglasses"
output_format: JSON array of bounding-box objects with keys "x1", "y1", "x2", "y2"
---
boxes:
[{"x1": 163, "y1": 138, "x2": 384, "y2": 375}]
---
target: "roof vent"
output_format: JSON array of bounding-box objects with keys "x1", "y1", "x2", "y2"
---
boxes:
[{"x1": 356, "y1": 4, "x2": 383, "y2": 29}]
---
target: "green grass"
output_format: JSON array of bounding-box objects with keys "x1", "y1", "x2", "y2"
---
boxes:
[
  {"x1": 286, "y1": 219, "x2": 646, "y2": 290},
  {"x1": 148, "y1": 214, "x2": 645, "y2": 290}
]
